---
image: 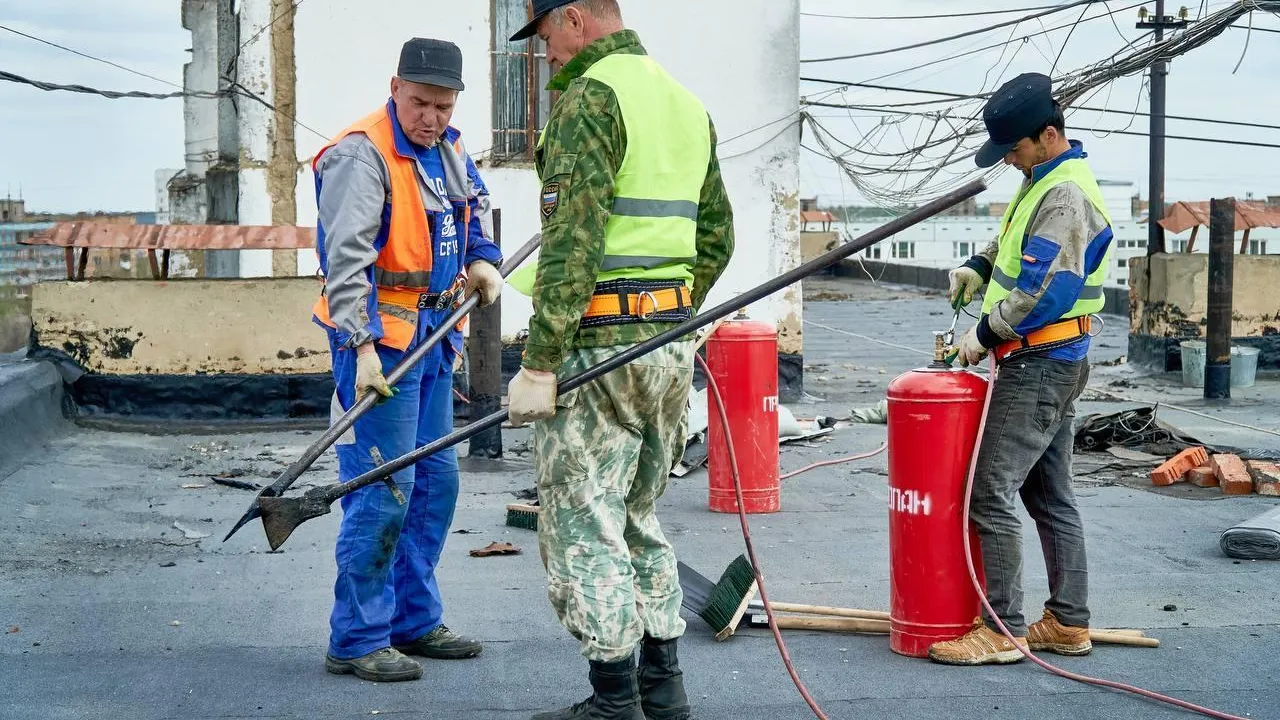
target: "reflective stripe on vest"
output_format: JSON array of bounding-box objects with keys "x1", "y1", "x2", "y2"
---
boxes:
[
  {"x1": 311, "y1": 106, "x2": 448, "y2": 350},
  {"x1": 981, "y1": 157, "x2": 1113, "y2": 319},
  {"x1": 575, "y1": 54, "x2": 711, "y2": 285}
]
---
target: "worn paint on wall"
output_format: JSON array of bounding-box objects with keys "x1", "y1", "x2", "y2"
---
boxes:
[
  {"x1": 1130, "y1": 254, "x2": 1280, "y2": 337},
  {"x1": 773, "y1": 186, "x2": 803, "y2": 355},
  {"x1": 31, "y1": 280, "x2": 330, "y2": 375},
  {"x1": 268, "y1": 0, "x2": 299, "y2": 277}
]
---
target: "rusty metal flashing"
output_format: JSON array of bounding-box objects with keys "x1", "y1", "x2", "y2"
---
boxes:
[
  {"x1": 19, "y1": 222, "x2": 315, "y2": 280},
  {"x1": 20, "y1": 222, "x2": 315, "y2": 250}
]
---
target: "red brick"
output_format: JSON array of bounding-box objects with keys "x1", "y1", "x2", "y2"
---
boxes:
[
  {"x1": 1150, "y1": 447, "x2": 1209, "y2": 486},
  {"x1": 1187, "y1": 466, "x2": 1219, "y2": 488},
  {"x1": 1248, "y1": 461, "x2": 1280, "y2": 497},
  {"x1": 1211, "y1": 454, "x2": 1253, "y2": 495}
]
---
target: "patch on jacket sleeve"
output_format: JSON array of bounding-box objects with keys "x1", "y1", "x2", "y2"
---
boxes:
[{"x1": 540, "y1": 181, "x2": 560, "y2": 218}]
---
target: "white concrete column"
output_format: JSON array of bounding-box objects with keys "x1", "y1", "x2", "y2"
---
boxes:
[{"x1": 235, "y1": 0, "x2": 276, "y2": 278}]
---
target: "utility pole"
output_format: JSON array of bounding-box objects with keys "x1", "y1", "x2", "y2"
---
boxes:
[
  {"x1": 1205, "y1": 198, "x2": 1234, "y2": 400},
  {"x1": 1138, "y1": 1, "x2": 1188, "y2": 255},
  {"x1": 468, "y1": 209, "x2": 504, "y2": 458}
]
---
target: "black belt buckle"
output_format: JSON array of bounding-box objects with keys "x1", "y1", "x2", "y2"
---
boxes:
[
  {"x1": 435, "y1": 273, "x2": 467, "y2": 311},
  {"x1": 416, "y1": 293, "x2": 440, "y2": 310}
]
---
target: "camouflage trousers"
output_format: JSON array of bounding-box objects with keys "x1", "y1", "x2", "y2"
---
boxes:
[{"x1": 532, "y1": 339, "x2": 694, "y2": 662}]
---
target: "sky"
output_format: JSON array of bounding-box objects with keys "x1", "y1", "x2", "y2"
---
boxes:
[
  {"x1": 0, "y1": 1, "x2": 1277, "y2": 213},
  {"x1": 797, "y1": 0, "x2": 1280, "y2": 209}
]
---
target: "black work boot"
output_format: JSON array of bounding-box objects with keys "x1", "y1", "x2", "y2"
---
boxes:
[
  {"x1": 637, "y1": 636, "x2": 691, "y2": 720},
  {"x1": 531, "y1": 655, "x2": 645, "y2": 720}
]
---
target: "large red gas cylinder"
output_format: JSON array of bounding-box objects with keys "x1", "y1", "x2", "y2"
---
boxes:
[
  {"x1": 885, "y1": 365, "x2": 989, "y2": 657},
  {"x1": 706, "y1": 315, "x2": 780, "y2": 514}
]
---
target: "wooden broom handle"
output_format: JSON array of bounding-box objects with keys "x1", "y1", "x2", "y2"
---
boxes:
[
  {"x1": 766, "y1": 604, "x2": 1156, "y2": 646},
  {"x1": 770, "y1": 616, "x2": 891, "y2": 634},
  {"x1": 765, "y1": 602, "x2": 891, "y2": 621},
  {"x1": 1089, "y1": 630, "x2": 1159, "y2": 647}
]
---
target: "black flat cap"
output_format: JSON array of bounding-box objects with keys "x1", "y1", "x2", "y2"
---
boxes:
[
  {"x1": 975, "y1": 72, "x2": 1057, "y2": 168},
  {"x1": 509, "y1": 0, "x2": 578, "y2": 41},
  {"x1": 397, "y1": 38, "x2": 464, "y2": 91}
]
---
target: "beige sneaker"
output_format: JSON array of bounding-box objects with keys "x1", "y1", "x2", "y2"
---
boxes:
[
  {"x1": 1027, "y1": 609, "x2": 1092, "y2": 656},
  {"x1": 927, "y1": 618, "x2": 1028, "y2": 666}
]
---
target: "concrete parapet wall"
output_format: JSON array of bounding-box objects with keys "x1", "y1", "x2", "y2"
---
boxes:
[
  {"x1": 832, "y1": 259, "x2": 1130, "y2": 318},
  {"x1": 1128, "y1": 254, "x2": 1280, "y2": 371},
  {"x1": 1129, "y1": 254, "x2": 1280, "y2": 338},
  {"x1": 30, "y1": 279, "x2": 330, "y2": 376}
]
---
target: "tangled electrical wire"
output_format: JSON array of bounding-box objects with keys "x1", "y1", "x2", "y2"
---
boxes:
[{"x1": 802, "y1": 0, "x2": 1280, "y2": 209}]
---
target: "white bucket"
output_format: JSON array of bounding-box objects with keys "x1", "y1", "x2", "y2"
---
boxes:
[
  {"x1": 1231, "y1": 346, "x2": 1260, "y2": 388},
  {"x1": 1180, "y1": 340, "x2": 1205, "y2": 388}
]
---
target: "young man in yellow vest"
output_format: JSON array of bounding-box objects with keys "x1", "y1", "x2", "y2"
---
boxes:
[
  {"x1": 505, "y1": 1, "x2": 735, "y2": 717},
  {"x1": 310, "y1": 38, "x2": 504, "y2": 683},
  {"x1": 929, "y1": 72, "x2": 1113, "y2": 666}
]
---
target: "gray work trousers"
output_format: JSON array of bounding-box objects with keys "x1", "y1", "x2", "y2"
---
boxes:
[{"x1": 970, "y1": 354, "x2": 1091, "y2": 636}]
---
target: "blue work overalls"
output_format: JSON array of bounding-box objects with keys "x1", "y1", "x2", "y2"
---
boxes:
[{"x1": 324, "y1": 146, "x2": 472, "y2": 661}]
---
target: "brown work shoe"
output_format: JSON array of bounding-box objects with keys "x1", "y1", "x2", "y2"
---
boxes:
[
  {"x1": 394, "y1": 624, "x2": 483, "y2": 659},
  {"x1": 324, "y1": 647, "x2": 422, "y2": 682},
  {"x1": 927, "y1": 618, "x2": 1028, "y2": 666},
  {"x1": 1027, "y1": 609, "x2": 1092, "y2": 656}
]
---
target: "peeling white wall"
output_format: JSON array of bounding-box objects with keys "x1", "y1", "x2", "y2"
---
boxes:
[
  {"x1": 228, "y1": 0, "x2": 801, "y2": 348},
  {"x1": 181, "y1": 0, "x2": 220, "y2": 178},
  {"x1": 234, "y1": 0, "x2": 279, "y2": 278}
]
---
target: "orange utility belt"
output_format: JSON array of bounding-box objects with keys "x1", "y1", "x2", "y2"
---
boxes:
[
  {"x1": 378, "y1": 271, "x2": 469, "y2": 311},
  {"x1": 579, "y1": 279, "x2": 693, "y2": 329},
  {"x1": 994, "y1": 315, "x2": 1091, "y2": 363},
  {"x1": 376, "y1": 287, "x2": 445, "y2": 310}
]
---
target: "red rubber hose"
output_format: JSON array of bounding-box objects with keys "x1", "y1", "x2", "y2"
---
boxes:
[
  {"x1": 781, "y1": 450, "x2": 887, "y2": 481},
  {"x1": 960, "y1": 356, "x2": 1248, "y2": 720},
  {"x1": 696, "y1": 352, "x2": 888, "y2": 719}
]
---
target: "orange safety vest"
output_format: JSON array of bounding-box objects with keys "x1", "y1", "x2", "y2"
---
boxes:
[{"x1": 311, "y1": 106, "x2": 471, "y2": 351}]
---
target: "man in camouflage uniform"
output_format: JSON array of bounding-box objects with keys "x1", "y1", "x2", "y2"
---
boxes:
[{"x1": 505, "y1": 1, "x2": 735, "y2": 718}]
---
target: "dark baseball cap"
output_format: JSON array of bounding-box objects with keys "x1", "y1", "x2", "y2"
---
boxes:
[
  {"x1": 509, "y1": 0, "x2": 578, "y2": 41},
  {"x1": 397, "y1": 38, "x2": 465, "y2": 91},
  {"x1": 974, "y1": 72, "x2": 1058, "y2": 168}
]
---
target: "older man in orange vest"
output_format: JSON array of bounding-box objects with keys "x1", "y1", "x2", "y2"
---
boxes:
[{"x1": 310, "y1": 37, "x2": 503, "y2": 683}]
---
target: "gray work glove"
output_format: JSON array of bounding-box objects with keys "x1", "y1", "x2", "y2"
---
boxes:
[
  {"x1": 465, "y1": 260, "x2": 503, "y2": 307},
  {"x1": 948, "y1": 266, "x2": 984, "y2": 307},
  {"x1": 957, "y1": 326, "x2": 989, "y2": 367},
  {"x1": 507, "y1": 368, "x2": 557, "y2": 426},
  {"x1": 355, "y1": 345, "x2": 393, "y2": 399}
]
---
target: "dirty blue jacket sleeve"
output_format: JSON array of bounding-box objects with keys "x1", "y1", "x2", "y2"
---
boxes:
[
  {"x1": 976, "y1": 182, "x2": 1111, "y2": 347},
  {"x1": 315, "y1": 134, "x2": 388, "y2": 349}
]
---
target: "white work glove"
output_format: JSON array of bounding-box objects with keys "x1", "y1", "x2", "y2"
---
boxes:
[
  {"x1": 355, "y1": 345, "x2": 393, "y2": 399},
  {"x1": 948, "y1": 266, "x2": 984, "y2": 307},
  {"x1": 507, "y1": 368, "x2": 557, "y2": 427},
  {"x1": 957, "y1": 326, "x2": 989, "y2": 368},
  {"x1": 465, "y1": 260, "x2": 503, "y2": 307}
]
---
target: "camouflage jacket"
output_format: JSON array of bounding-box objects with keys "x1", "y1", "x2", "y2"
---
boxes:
[{"x1": 521, "y1": 29, "x2": 735, "y2": 373}]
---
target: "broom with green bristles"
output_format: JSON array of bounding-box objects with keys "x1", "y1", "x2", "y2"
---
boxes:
[
  {"x1": 679, "y1": 556, "x2": 893, "y2": 640},
  {"x1": 505, "y1": 502, "x2": 540, "y2": 531},
  {"x1": 679, "y1": 555, "x2": 759, "y2": 641}
]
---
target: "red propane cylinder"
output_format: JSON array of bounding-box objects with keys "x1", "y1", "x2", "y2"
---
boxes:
[
  {"x1": 706, "y1": 315, "x2": 780, "y2": 514},
  {"x1": 885, "y1": 365, "x2": 989, "y2": 657}
]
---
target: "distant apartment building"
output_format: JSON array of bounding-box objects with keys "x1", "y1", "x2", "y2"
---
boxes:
[
  {"x1": 822, "y1": 181, "x2": 1276, "y2": 289},
  {"x1": 0, "y1": 221, "x2": 62, "y2": 290},
  {"x1": 0, "y1": 203, "x2": 168, "y2": 288}
]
